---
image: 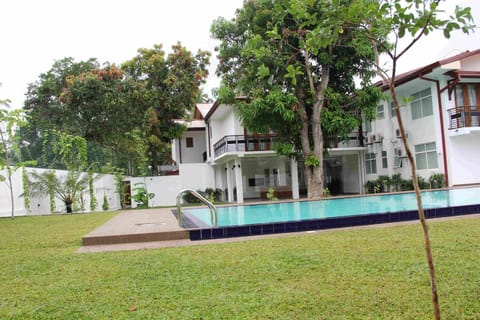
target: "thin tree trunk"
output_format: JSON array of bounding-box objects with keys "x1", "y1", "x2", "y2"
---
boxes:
[
  {"x1": 390, "y1": 86, "x2": 441, "y2": 320},
  {"x1": 8, "y1": 171, "x2": 14, "y2": 218}
]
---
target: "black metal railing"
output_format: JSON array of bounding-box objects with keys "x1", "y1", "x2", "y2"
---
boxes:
[
  {"x1": 447, "y1": 106, "x2": 480, "y2": 130},
  {"x1": 213, "y1": 134, "x2": 277, "y2": 158}
]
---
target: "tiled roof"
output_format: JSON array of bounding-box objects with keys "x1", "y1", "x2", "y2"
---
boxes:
[{"x1": 376, "y1": 48, "x2": 480, "y2": 90}]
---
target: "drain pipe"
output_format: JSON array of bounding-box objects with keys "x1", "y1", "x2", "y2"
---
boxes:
[{"x1": 419, "y1": 74, "x2": 449, "y2": 187}]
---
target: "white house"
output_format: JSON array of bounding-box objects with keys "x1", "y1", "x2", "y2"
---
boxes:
[
  {"x1": 365, "y1": 49, "x2": 480, "y2": 186},
  {"x1": 172, "y1": 100, "x2": 367, "y2": 203}
]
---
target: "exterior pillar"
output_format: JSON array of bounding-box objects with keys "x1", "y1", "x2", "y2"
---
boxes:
[
  {"x1": 234, "y1": 158, "x2": 244, "y2": 203},
  {"x1": 290, "y1": 158, "x2": 300, "y2": 199},
  {"x1": 226, "y1": 162, "x2": 234, "y2": 202},
  {"x1": 358, "y1": 152, "x2": 366, "y2": 194}
]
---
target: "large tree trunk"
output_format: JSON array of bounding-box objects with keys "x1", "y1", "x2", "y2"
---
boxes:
[{"x1": 307, "y1": 163, "x2": 323, "y2": 199}]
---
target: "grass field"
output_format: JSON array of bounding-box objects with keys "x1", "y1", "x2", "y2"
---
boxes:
[{"x1": 0, "y1": 212, "x2": 479, "y2": 319}]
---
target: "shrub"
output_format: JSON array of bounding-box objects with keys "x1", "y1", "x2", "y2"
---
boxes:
[
  {"x1": 390, "y1": 174, "x2": 402, "y2": 192},
  {"x1": 266, "y1": 187, "x2": 279, "y2": 201},
  {"x1": 400, "y1": 179, "x2": 414, "y2": 191},
  {"x1": 417, "y1": 176, "x2": 430, "y2": 190},
  {"x1": 429, "y1": 173, "x2": 445, "y2": 189},
  {"x1": 183, "y1": 188, "x2": 223, "y2": 204},
  {"x1": 132, "y1": 183, "x2": 154, "y2": 208},
  {"x1": 102, "y1": 195, "x2": 109, "y2": 211}
]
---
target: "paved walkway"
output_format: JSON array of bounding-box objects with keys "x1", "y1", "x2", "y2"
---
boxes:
[{"x1": 77, "y1": 208, "x2": 480, "y2": 254}]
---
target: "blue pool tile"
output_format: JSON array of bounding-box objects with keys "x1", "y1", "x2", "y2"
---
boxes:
[
  {"x1": 285, "y1": 222, "x2": 297, "y2": 233},
  {"x1": 190, "y1": 230, "x2": 201, "y2": 241},
  {"x1": 261, "y1": 224, "x2": 275, "y2": 234},
  {"x1": 273, "y1": 223, "x2": 286, "y2": 233}
]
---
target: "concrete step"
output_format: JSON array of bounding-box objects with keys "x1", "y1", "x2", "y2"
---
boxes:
[{"x1": 82, "y1": 230, "x2": 190, "y2": 246}]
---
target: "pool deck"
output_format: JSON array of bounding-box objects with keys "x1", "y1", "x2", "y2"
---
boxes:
[{"x1": 77, "y1": 207, "x2": 480, "y2": 254}]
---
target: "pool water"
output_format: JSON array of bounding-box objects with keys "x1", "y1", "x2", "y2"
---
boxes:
[{"x1": 183, "y1": 187, "x2": 480, "y2": 228}]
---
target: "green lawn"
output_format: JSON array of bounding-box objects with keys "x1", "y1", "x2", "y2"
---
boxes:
[{"x1": 0, "y1": 213, "x2": 479, "y2": 320}]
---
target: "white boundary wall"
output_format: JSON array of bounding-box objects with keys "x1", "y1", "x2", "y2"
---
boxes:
[
  {"x1": 128, "y1": 163, "x2": 215, "y2": 208},
  {"x1": 1, "y1": 163, "x2": 216, "y2": 216},
  {"x1": 0, "y1": 167, "x2": 121, "y2": 217}
]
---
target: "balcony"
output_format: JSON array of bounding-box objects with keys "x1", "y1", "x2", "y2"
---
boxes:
[
  {"x1": 325, "y1": 131, "x2": 365, "y2": 148},
  {"x1": 448, "y1": 106, "x2": 480, "y2": 130},
  {"x1": 213, "y1": 134, "x2": 277, "y2": 158}
]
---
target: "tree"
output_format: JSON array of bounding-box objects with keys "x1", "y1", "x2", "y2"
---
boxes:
[
  {"x1": 0, "y1": 105, "x2": 36, "y2": 217},
  {"x1": 24, "y1": 58, "x2": 150, "y2": 173},
  {"x1": 345, "y1": 1, "x2": 475, "y2": 319},
  {"x1": 28, "y1": 169, "x2": 91, "y2": 213},
  {"x1": 122, "y1": 43, "x2": 210, "y2": 175},
  {"x1": 25, "y1": 131, "x2": 96, "y2": 213},
  {"x1": 211, "y1": 0, "x2": 381, "y2": 199},
  {"x1": 24, "y1": 57, "x2": 99, "y2": 132}
]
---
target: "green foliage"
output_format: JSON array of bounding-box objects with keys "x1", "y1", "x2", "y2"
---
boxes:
[
  {"x1": 429, "y1": 173, "x2": 445, "y2": 189},
  {"x1": 52, "y1": 130, "x2": 88, "y2": 171},
  {"x1": 212, "y1": 0, "x2": 381, "y2": 197},
  {"x1": 322, "y1": 187, "x2": 331, "y2": 197},
  {"x1": 416, "y1": 176, "x2": 430, "y2": 190},
  {"x1": 102, "y1": 194, "x2": 109, "y2": 211},
  {"x1": 390, "y1": 173, "x2": 402, "y2": 192},
  {"x1": 88, "y1": 171, "x2": 97, "y2": 212},
  {"x1": 122, "y1": 43, "x2": 210, "y2": 175},
  {"x1": 110, "y1": 167, "x2": 127, "y2": 210},
  {"x1": 132, "y1": 183, "x2": 154, "y2": 208},
  {"x1": 22, "y1": 166, "x2": 31, "y2": 213},
  {"x1": 305, "y1": 154, "x2": 320, "y2": 168},
  {"x1": 27, "y1": 170, "x2": 93, "y2": 213},
  {"x1": 0, "y1": 108, "x2": 37, "y2": 217},
  {"x1": 366, "y1": 174, "x2": 433, "y2": 194},
  {"x1": 23, "y1": 43, "x2": 210, "y2": 175},
  {"x1": 266, "y1": 187, "x2": 279, "y2": 201},
  {"x1": 182, "y1": 188, "x2": 223, "y2": 204}
]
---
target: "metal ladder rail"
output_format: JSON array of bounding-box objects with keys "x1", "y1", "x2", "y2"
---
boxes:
[{"x1": 176, "y1": 189, "x2": 218, "y2": 227}]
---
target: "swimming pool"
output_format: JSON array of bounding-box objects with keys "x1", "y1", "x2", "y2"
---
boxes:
[{"x1": 181, "y1": 186, "x2": 480, "y2": 240}]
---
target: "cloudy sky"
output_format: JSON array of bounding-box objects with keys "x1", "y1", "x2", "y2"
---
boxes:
[{"x1": 0, "y1": 0, "x2": 479, "y2": 109}]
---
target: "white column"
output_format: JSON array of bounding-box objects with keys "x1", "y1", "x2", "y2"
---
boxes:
[
  {"x1": 358, "y1": 152, "x2": 366, "y2": 194},
  {"x1": 226, "y1": 162, "x2": 234, "y2": 202},
  {"x1": 234, "y1": 158, "x2": 244, "y2": 203},
  {"x1": 290, "y1": 158, "x2": 300, "y2": 199}
]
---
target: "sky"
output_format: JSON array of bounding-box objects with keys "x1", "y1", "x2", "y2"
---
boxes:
[{"x1": 0, "y1": 0, "x2": 479, "y2": 109}]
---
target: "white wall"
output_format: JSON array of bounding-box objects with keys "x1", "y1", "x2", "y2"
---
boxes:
[
  {"x1": 129, "y1": 175, "x2": 182, "y2": 208},
  {"x1": 0, "y1": 167, "x2": 121, "y2": 217},
  {"x1": 341, "y1": 155, "x2": 360, "y2": 193},
  {"x1": 447, "y1": 133, "x2": 480, "y2": 186},
  {"x1": 207, "y1": 105, "x2": 243, "y2": 162},
  {"x1": 128, "y1": 163, "x2": 215, "y2": 208},
  {"x1": 179, "y1": 130, "x2": 206, "y2": 163},
  {"x1": 366, "y1": 81, "x2": 443, "y2": 182}
]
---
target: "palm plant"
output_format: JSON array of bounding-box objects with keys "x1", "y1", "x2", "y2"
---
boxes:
[{"x1": 27, "y1": 170, "x2": 91, "y2": 213}]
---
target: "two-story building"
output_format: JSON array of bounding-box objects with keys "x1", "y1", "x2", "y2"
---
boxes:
[
  {"x1": 172, "y1": 102, "x2": 367, "y2": 203},
  {"x1": 172, "y1": 49, "x2": 480, "y2": 204},
  {"x1": 365, "y1": 49, "x2": 480, "y2": 186}
]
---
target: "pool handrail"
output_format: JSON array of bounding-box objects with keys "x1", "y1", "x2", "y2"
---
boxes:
[{"x1": 176, "y1": 189, "x2": 218, "y2": 228}]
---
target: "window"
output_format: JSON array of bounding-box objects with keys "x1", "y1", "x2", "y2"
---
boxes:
[
  {"x1": 455, "y1": 83, "x2": 480, "y2": 127},
  {"x1": 411, "y1": 88, "x2": 433, "y2": 120},
  {"x1": 377, "y1": 105, "x2": 385, "y2": 119},
  {"x1": 365, "y1": 153, "x2": 377, "y2": 174},
  {"x1": 393, "y1": 147, "x2": 402, "y2": 168},
  {"x1": 390, "y1": 101, "x2": 396, "y2": 118},
  {"x1": 186, "y1": 137, "x2": 194, "y2": 148},
  {"x1": 382, "y1": 151, "x2": 388, "y2": 169},
  {"x1": 365, "y1": 120, "x2": 372, "y2": 133},
  {"x1": 415, "y1": 142, "x2": 438, "y2": 170}
]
